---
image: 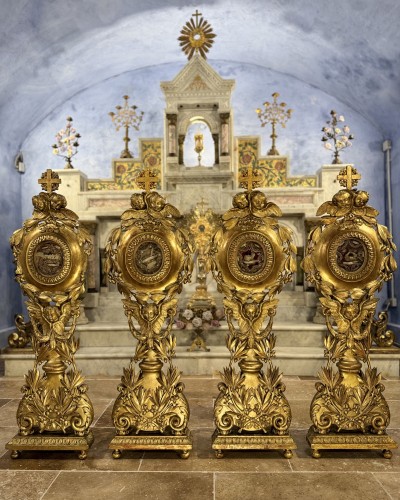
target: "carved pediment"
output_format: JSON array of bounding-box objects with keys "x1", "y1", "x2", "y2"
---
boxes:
[{"x1": 161, "y1": 55, "x2": 235, "y2": 104}]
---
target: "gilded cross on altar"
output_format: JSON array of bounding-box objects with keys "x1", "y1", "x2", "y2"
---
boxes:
[
  {"x1": 337, "y1": 165, "x2": 361, "y2": 190},
  {"x1": 38, "y1": 169, "x2": 61, "y2": 192},
  {"x1": 193, "y1": 9, "x2": 202, "y2": 22},
  {"x1": 238, "y1": 164, "x2": 262, "y2": 191},
  {"x1": 135, "y1": 168, "x2": 159, "y2": 193}
]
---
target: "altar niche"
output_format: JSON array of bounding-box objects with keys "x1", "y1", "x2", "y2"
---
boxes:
[{"x1": 184, "y1": 119, "x2": 215, "y2": 167}]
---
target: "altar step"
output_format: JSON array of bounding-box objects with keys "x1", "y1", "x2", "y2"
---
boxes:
[
  {"x1": 84, "y1": 289, "x2": 318, "y2": 324},
  {"x1": 2, "y1": 343, "x2": 400, "y2": 378},
  {"x1": 75, "y1": 322, "x2": 327, "y2": 348}
]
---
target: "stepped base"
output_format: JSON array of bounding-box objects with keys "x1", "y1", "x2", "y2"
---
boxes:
[
  {"x1": 212, "y1": 429, "x2": 296, "y2": 458},
  {"x1": 6, "y1": 430, "x2": 94, "y2": 460},
  {"x1": 2, "y1": 345, "x2": 399, "y2": 377},
  {"x1": 306, "y1": 427, "x2": 398, "y2": 459},
  {"x1": 109, "y1": 429, "x2": 192, "y2": 459}
]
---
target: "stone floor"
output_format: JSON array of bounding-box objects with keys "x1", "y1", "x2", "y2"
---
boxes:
[{"x1": 0, "y1": 374, "x2": 399, "y2": 500}]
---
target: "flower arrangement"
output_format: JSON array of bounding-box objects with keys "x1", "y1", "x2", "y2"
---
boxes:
[
  {"x1": 52, "y1": 116, "x2": 81, "y2": 169},
  {"x1": 174, "y1": 306, "x2": 225, "y2": 331},
  {"x1": 321, "y1": 110, "x2": 354, "y2": 164}
]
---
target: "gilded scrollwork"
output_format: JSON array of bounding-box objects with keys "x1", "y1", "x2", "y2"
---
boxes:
[
  {"x1": 303, "y1": 165, "x2": 397, "y2": 452},
  {"x1": 8, "y1": 170, "x2": 93, "y2": 454},
  {"x1": 210, "y1": 189, "x2": 297, "y2": 454},
  {"x1": 105, "y1": 183, "x2": 193, "y2": 452}
]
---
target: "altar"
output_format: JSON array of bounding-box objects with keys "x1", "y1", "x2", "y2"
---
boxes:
[{"x1": 3, "y1": 24, "x2": 399, "y2": 379}]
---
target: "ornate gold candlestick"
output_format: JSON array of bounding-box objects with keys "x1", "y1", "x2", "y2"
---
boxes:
[
  {"x1": 303, "y1": 164, "x2": 398, "y2": 458},
  {"x1": 256, "y1": 92, "x2": 292, "y2": 156},
  {"x1": 109, "y1": 94, "x2": 144, "y2": 158},
  {"x1": 105, "y1": 168, "x2": 193, "y2": 458},
  {"x1": 209, "y1": 169, "x2": 297, "y2": 458},
  {"x1": 6, "y1": 169, "x2": 94, "y2": 459},
  {"x1": 184, "y1": 199, "x2": 220, "y2": 351}
]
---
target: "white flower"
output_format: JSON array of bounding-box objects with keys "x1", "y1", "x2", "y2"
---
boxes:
[
  {"x1": 324, "y1": 143, "x2": 332, "y2": 150},
  {"x1": 182, "y1": 309, "x2": 194, "y2": 320},
  {"x1": 343, "y1": 125, "x2": 350, "y2": 133},
  {"x1": 202, "y1": 310, "x2": 213, "y2": 321},
  {"x1": 335, "y1": 128, "x2": 341, "y2": 134},
  {"x1": 342, "y1": 136, "x2": 348, "y2": 143},
  {"x1": 192, "y1": 317, "x2": 203, "y2": 328},
  {"x1": 336, "y1": 141, "x2": 344, "y2": 149},
  {"x1": 338, "y1": 115, "x2": 345, "y2": 122}
]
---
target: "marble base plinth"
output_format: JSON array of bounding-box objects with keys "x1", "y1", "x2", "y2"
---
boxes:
[
  {"x1": 306, "y1": 427, "x2": 398, "y2": 459},
  {"x1": 212, "y1": 429, "x2": 296, "y2": 458},
  {"x1": 109, "y1": 429, "x2": 192, "y2": 459},
  {"x1": 6, "y1": 430, "x2": 94, "y2": 460}
]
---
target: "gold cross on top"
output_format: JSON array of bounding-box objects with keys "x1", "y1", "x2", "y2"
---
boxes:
[
  {"x1": 38, "y1": 169, "x2": 61, "y2": 192},
  {"x1": 135, "y1": 168, "x2": 159, "y2": 193},
  {"x1": 337, "y1": 165, "x2": 361, "y2": 190},
  {"x1": 192, "y1": 9, "x2": 202, "y2": 23},
  {"x1": 238, "y1": 164, "x2": 262, "y2": 191}
]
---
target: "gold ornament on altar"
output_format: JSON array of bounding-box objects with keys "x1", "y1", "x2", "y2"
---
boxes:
[
  {"x1": 109, "y1": 94, "x2": 144, "y2": 159},
  {"x1": 105, "y1": 167, "x2": 193, "y2": 458},
  {"x1": 302, "y1": 164, "x2": 398, "y2": 458},
  {"x1": 194, "y1": 133, "x2": 204, "y2": 166},
  {"x1": 256, "y1": 92, "x2": 292, "y2": 156},
  {"x1": 51, "y1": 116, "x2": 81, "y2": 169},
  {"x1": 178, "y1": 9, "x2": 216, "y2": 60},
  {"x1": 209, "y1": 165, "x2": 297, "y2": 458},
  {"x1": 321, "y1": 110, "x2": 354, "y2": 164},
  {"x1": 6, "y1": 169, "x2": 94, "y2": 459},
  {"x1": 179, "y1": 199, "x2": 222, "y2": 351}
]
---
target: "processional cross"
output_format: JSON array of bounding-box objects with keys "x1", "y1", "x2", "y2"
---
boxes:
[
  {"x1": 38, "y1": 169, "x2": 61, "y2": 192},
  {"x1": 238, "y1": 163, "x2": 262, "y2": 191},
  {"x1": 135, "y1": 167, "x2": 160, "y2": 192},
  {"x1": 337, "y1": 165, "x2": 361, "y2": 190}
]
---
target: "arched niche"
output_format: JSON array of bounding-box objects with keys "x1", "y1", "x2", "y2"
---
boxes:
[{"x1": 183, "y1": 118, "x2": 215, "y2": 167}]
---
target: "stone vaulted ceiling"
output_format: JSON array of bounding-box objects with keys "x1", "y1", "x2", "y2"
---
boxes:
[{"x1": 1, "y1": 0, "x2": 399, "y2": 154}]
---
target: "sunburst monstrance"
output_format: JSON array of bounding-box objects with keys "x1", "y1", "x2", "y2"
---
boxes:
[{"x1": 178, "y1": 10, "x2": 216, "y2": 60}]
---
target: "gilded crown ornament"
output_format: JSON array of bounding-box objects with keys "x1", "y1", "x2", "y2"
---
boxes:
[
  {"x1": 178, "y1": 10, "x2": 216, "y2": 59},
  {"x1": 302, "y1": 165, "x2": 398, "y2": 458},
  {"x1": 6, "y1": 169, "x2": 94, "y2": 459},
  {"x1": 52, "y1": 116, "x2": 81, "y2": 169},
  {"x1": 321, "y1": 110, "x2": 354, "y2": 164},
  {"x1": 256, "y1": 92, "x2": 292, "y2": 156},
  {"x1": 109, "y1": 94, "x2": 144, "y2": 158},
  {"x1": 105, "y1": 168, "x2": 194, "y2": 458},
  {"x1": 209, "y1": 165, "x2": 297, "y2": 458}
]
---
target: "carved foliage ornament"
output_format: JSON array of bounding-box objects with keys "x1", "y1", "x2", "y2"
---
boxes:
[
  {"x1": 9, "y1": 169, "x2": 93, "y2": 437},
  {"x1": 105, "y1": 189, "x2": 193, "y2": 436},
  {"x1": 210, "y1": 190, "x2": 296, "y2": 436},
  {"x1": 302, "y1": 166, "x2": 397, "y2": 435}
]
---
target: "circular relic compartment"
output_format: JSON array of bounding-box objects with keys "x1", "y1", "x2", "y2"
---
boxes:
[
  {"x1": 217, "y1": 228, "x2": 283, "y2": 290},
  {"x1": 313, "y1": 223, "x2": 383, "y2": 289},
  {"x1": 21, "y1": 226, "x2": 84, "y2": 291},
  {"x1": 117, "y1": 228, "x2": 182, "y2": 291}
]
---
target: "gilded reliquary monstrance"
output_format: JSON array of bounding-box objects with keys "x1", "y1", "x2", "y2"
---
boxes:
[
  {"x1": 303, "y1": 165, "x2": 398, "y2": 458},
  {"x1": 6, "y1": 169, "x2": 94, "y2": 459},
  {"x1": 105, "y1": 170, "x2": 193, "y2": 458},
  {"x1": 209, "y1": 182, "x2": 297, "y2": 458}
]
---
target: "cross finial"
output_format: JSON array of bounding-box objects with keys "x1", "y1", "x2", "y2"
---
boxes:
[
  {"x1": 238, "y1": 164, "x2": 262, "y2": 191},
  {"x1": 38, "y1": 169, "x2": 61, "y2": 193},
  {"x1": 337, "y1": 165, "x2": 361, "y2": 190},
  {"x1": 193, "y1": 9, "x2": 202, "y2": 25},
  {"x1": 135, "y1": 168, "x2": 160, "y2": 193}
]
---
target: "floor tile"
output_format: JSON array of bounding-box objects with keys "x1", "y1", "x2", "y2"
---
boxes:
[
  {"x1": 0, "y1": 470, "x2": 59, "y2": 500},
  {"x1": 373, "y1": 472, "x2": 400, "y2": 499},
  {"x1": 215, "y1": 472, "x2": 391, "y2": 500},
  {"x1": 43, "y1": 471, "x2": 214, "y2": 500}
]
